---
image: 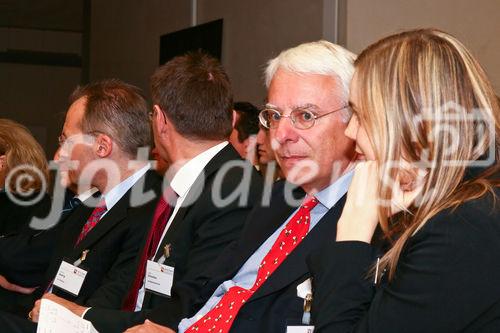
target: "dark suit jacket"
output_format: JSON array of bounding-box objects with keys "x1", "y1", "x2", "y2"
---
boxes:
[
  {"x1": 84, "y1": 145, "x2": 264, "y2": 333},
  {"x1": 145, "y1": 180, "x2": 347, "y2": 333},
  {"x1": 0, "y1": 189, "x2": 84, "y2": 315},
  {"x1": 36, "y1": 170, "x2": 162, "y2": 310},
  {"x1": 0, "y1": 189, "x2": 79, "y2": 288},
  {"x1": 0, "y1": 191, "x2": 51, "y2": 237},
  {"x1": 0, "y1": 191, "x2": 52, "y2": 315},
  {"x1": 309, "y1": 187, "x2": 500, "y2": 333}
]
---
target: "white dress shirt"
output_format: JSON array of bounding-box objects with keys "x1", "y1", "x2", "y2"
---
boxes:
[{"x1": 99, "y1": 164, "x2": 150, "y2": 218}]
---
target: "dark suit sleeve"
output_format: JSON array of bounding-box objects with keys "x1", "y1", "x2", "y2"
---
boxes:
[
  {"x1": 310, "y1": 201, "x2": 500, "y2": 333},
  {"x1": 84, "y1": 307, "x2": 147, "y2": 333}
]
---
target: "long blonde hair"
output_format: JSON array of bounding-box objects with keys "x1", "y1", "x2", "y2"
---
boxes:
[
  {"x1": 354, "y1": 29, "x2": 500, "y2": 280},
  {"x1": 0, "y1": 118, "x2": 49, "y2": 194}
]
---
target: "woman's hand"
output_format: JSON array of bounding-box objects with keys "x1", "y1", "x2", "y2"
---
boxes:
[
  {"x1": 336, "y1": 161, "x2": 380, "y2": 243},
  {"x1": 389, "y1": 162, "x2": 426, "y2": 216},
  {"x1": 0, "y1": 275, "x2": 37, "y2": 294},
  {"x1": 336, "y1": 161, "x2": 425, "y2": 243}
]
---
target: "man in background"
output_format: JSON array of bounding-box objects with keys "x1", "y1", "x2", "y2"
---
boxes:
[{"x1": 229, "y1": 101, "x2": 260, "y2": 164}]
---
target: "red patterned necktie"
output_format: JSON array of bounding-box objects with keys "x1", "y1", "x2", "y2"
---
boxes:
[
  {"x1": 186, "y1": 196, "x2": 319, "y2": 333},
  {"x1": 75, "y1": 199, "x2": 107, "y2": 246},
  {"x1": 122, "y1": 187, "x2": 178, "y2": 311}
]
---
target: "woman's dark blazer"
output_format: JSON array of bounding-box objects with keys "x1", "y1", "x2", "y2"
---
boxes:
[{"x1": 309, "y1": 185, "x2": 500, "y2": 333}]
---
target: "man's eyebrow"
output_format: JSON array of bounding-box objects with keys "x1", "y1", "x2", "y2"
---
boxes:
[{"x1": 295, "y1": 103, "x2": 318, "y2": 110}]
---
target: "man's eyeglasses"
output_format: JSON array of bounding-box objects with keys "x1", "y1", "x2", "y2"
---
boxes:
[
  {"x1": 58, "y1": 132, "x2": 97, "y2": 148},
  {"x1": 258, "y1": 104, "x2": 348, "y2": 130}
]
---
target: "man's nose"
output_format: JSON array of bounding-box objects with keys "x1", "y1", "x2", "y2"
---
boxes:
[{"x1": 272, "y1": 115, "x2": 299, "y2": 145}]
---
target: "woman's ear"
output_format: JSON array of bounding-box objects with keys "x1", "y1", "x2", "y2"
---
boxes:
[
  {"x1": 94, "y1": 135, "x2": 113, "y2": 158},
  {"x1": 398, "y1": 160, "x2": 427, "y2": 192}
]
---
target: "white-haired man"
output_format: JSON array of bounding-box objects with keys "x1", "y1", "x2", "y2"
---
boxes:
[{"x1": 126, "y1": 40, "x2": 357, "y2": 333}]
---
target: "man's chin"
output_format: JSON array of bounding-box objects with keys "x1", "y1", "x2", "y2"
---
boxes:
[
  {"x1": 278, "y1": 157, "x2": 306, "y2": 171},
  {"x1": 282, "y1": 170, "x2": 315, "y2": 187}
]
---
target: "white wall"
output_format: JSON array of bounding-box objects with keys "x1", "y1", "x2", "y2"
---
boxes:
[{"x1": 346, "y1": 0, "x2": 500, "y2": 92}]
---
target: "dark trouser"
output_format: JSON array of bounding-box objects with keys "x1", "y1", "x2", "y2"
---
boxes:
[
  {"x1": 0, "y1": 288, "x2": 34, "y2": 317},
  {"x1": 0, "y1": 310, "x2": 36, "y2": 333}
]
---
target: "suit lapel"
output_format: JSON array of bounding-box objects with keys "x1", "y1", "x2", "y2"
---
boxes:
[
  {"x1": 248, "y1": 195, "x2": 346, "y2": 302},
  {"x1": 71, "y1": 171, "x2": 159, "y2": 257},
  {"x1": 229, "y1": 198, "x2": 297, "y2": 274},
  {"x1": 154, "y1": 144, "x2": 243, "y2": 261},
  {"x1": 209, "y1": 183, "x2": 305, "y2": 282},
  {"x1": 72, "y1": 193, "x2": 129, "y2": 255},
  {"x1": 59, "y1": 204, "x2": 93, "y2": 252},
  {"x1": 153, "y1": 205, "x2": 188, "y2": 261},
  {"x1": 43, "y1": 204, "x2": 94, "y2": 288}
]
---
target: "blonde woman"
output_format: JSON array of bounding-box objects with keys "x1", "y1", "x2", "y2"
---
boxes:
[
  {"x1": 310, "y1": 29, "x2": 500, "y2": 332},
  {"x1": 0, "y1": 118, "x2": 50, "y2": 236}
]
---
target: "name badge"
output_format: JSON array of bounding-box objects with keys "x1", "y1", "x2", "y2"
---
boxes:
[
  {"x1": 286, "y1": 326, "x2": 314, "y2": 333},
  {"x1": 52, "y1": 261, "x2": 88, "y2": 296},
  {"x1": 144, "y1": 260, "x2": 174, "y2": 297}
]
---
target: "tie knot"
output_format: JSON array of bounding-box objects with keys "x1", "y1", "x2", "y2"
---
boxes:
[
  {"x1": 160, "y1": 186, "x2": 178, "y2": 206},
  {"x1": 301, "y1": 196, "x2": 319, "y2": 211},
  {"x1": 93, "y1": 199, "x2": 107, "y2": 214}
]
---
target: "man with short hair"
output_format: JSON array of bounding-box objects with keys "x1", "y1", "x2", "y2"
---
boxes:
[
  {"x1": 0, "y1": 79, "x2": 163, "y2": 331},
  {"x1": 229, "y1": 101, "x2": 260, "y2": 163},
  {"x1": 255, "y1": 123, "x2": 283, "y2": 181},
  {"x1": 39, "y1": 79, "x2": 160, "y2": 308},
  {"x1": 34, "y1": 52, "x2": 263, "y2": 333},
  {"x1": 127, "y1": 40, "x2": 357, "y2": 333}
]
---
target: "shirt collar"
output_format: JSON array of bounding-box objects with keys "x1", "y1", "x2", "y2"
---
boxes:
[
  {"x1": 102, "y1": 164, "x2": 150, "y2": 210},
  {"x1": 170, "y1": 141, "x2": 228, "y2": 198},
  {"x1": 314, "y1": 169, "x2": 354, "y2": 210},
  {"x1": 76, "y1": 187, "x2": 99, "y2": 202}
]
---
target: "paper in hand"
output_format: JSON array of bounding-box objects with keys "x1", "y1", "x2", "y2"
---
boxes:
[{"x1": 36, "y1": 299, "x2": 98, "y2": 333}]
